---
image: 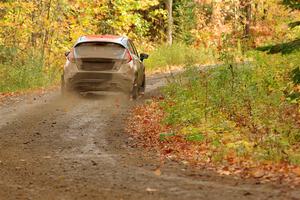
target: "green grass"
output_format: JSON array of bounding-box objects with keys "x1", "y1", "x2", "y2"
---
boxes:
[
  {"x1": 160, "y1": 49, "x2": 300, "y2": 164},
  {"x1": 144, "y1": 43, "x2": 217, "y2": 71},
  {"x1": 0, "y1": 64, "x2": 60, "y2": 93},
  {"x1": 0, "y1": 47, "x2": 61, "y2": 93}
]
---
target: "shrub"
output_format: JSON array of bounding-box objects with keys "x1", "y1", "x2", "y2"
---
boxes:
[
  {"x1": 0, "y1": 47, "x2": 60, "y2": 93},
  {"x1": 161, "y1": 49, "x2": 300, "y2": 164}
]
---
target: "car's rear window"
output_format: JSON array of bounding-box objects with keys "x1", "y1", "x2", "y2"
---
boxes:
[{"x1": 74, "y1": 42, "x2": 126, "y2": 59}]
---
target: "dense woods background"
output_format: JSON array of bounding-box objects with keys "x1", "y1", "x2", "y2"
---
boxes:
[
  {"x1": 0, "y1": 0, "x2": 299, "y2": 94},
  {"x1": 0, "y1": 0, "x2": 299, "y2": 91},
  {"x1": 0, "y1": 1, "x2": 299, "y2": 88}
]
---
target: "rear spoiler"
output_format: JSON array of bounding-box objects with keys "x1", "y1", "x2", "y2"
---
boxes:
[{"x1": 74, "y1": 41, "x2": 126, "y2": 49}]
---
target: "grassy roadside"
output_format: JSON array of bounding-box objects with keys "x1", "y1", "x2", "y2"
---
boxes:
[
  {"x1": 127, "y1": 49, "x2": 300, "y2": 184},
  {"x1": 0, "y1": 49, "x2": 61, "y2": 94}
]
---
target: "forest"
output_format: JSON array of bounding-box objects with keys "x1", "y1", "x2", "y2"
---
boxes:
[
  {"x1": 1, "y1": 0, "x2": 300, "y2": 183},
  {"x1": 0, "y1": 0, "x2": 299, "y2": 92}
]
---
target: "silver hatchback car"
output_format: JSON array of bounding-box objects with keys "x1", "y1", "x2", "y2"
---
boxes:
[{"x1": 61, "y1": 35, "x2": 149, "y2": 99}]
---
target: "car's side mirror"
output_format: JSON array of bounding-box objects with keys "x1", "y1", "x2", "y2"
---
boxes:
[
  {"x1": 65, "y1": 51, "x2": 70, "y2": 57},
  {"x1": 140, "y1": 53, "x2": 149, "y2": 62}
]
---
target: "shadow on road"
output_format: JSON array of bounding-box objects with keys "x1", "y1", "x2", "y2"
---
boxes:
[{"x1": 256, "y1": 38, "x2": 300, "y2": 54}]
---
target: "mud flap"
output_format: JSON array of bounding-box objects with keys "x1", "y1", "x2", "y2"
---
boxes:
[{"x1": 131, "y1": 82, "x2": 139, "y2": 100}]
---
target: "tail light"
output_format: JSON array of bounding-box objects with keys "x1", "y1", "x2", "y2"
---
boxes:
[
  {"x1": 125, "y1": 49, "x2": 133, "y2": 63},
  {"x1": 67, "y1": 50, "x2": 76, "y2": 63}
]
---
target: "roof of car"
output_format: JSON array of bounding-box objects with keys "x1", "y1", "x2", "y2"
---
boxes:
[{"x1": 75, "y1": 35, "x2": 128, "y2": 47}]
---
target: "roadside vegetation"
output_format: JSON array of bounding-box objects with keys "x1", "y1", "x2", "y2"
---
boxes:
[
  {"x1": 127, "y1": 0, "x2": 300, "y2": 184},
  {"x1": 128, "y1": 48, "x2": 300, "y2": 183},
  {"x1": 0, "y1": 50, "x2": 59, "y2": 92},
  {"x1": 165, "y1": 49, "x2": 300, "y2": 163}
]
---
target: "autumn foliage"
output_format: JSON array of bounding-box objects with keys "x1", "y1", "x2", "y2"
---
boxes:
[
  {"x1": 1, "y1": 0, "x2": 299, "y2": 92},
  {"x1": 127, "y1": 43, "x2": 300, "y2": 184},
  {"x1": 127, "y1": 97, "x2": 300, "y2": 185}
]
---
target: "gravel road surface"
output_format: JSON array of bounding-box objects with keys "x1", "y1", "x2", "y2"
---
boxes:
[{"x1": 0, "y1": 73, "x2": 299, "y2": 200}]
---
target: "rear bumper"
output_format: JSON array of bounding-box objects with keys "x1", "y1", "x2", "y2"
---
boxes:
[{"x1": 65, "y1": 72, "x2": 134, "y2": 93}]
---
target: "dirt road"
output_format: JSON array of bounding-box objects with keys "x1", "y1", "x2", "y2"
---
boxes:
[{"x1": 0, "y1": 74, "x2": 299, "y2": 200}]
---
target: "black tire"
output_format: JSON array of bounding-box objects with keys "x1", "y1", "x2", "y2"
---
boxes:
[
  {"x1": 139, "y1": 74, "x2": 146, "y2": 94},
  {"x1": 131, "y1": 83, "x2": 139, "y2": 100}
]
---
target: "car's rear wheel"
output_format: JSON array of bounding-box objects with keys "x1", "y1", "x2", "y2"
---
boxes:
[
  {"x1": 131, "y1": 82, "x2": 139, "y2": 100},
  {"x1": 139, "y1": 74, "x2": 146, "y2": 94}
]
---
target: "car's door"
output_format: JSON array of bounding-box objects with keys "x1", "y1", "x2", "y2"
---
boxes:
[{"x1": 127, "y1": 40, "x2": 144, "y2": 85}]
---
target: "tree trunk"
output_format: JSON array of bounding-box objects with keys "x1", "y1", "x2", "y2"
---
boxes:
[
  {"x1": 42, "y1": 0, "x2": 52, "y2": 66},
  {"x1": 262, "y1": 0, "x2": 267, "y2": 21},
  {"x1": 165, "y1": 0, "x2": 173, "y2": 46},
  {"x1": 233, "y1": 0, "x2": 239, "y2": 32},
  {"x1": 253, "y1": 2, "x2": 258, "y2": 26},
  {"x1": 244, "y1": 0, "x2": 252, "y2": 38},
  {"x1": 211, "y1": 0, "x2": 223, "y2": 48},
  {"x1": 212, "y1": 0, "x2": 222, "y2": 27}
]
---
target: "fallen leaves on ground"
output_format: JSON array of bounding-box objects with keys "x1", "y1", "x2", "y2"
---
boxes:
[
  {"x1": 154, "y1": 168, "x2": 162, "y2": 176},
  {"x1": 146, "y1": 187, "x2": 158, "y2": 192},
  {"x1": 126, "y1": 98, "x2": 300, "y2": 186}
]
